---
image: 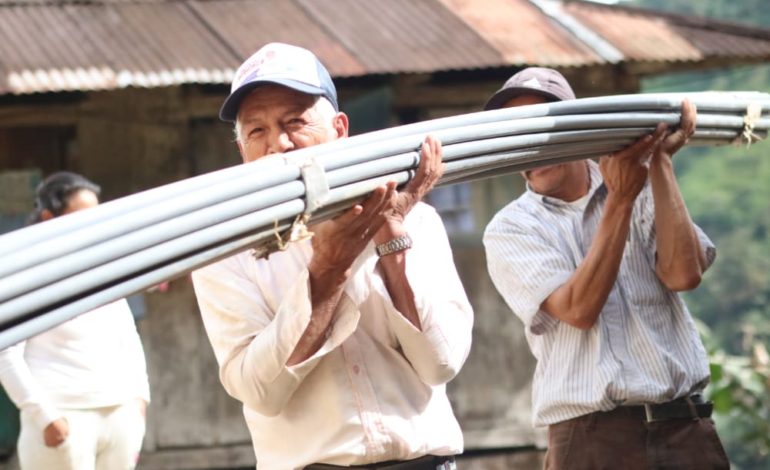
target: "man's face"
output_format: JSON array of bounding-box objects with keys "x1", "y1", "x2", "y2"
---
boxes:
[
  {"x1": 63, "y1": 189, "x2": 99, "y2": 214},
  {"x1": 236, "y1": 84, "x2": 348, "y2": 163},
  {"x1": 41, "y1": 188, "x2": 99, "y2": 221},
  {"x1": 502, "y1": 94, "x2": 580, "y2": 199}
]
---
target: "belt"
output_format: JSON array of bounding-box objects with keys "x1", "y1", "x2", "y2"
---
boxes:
[
  {"x1": 305, "y1": 455, "x2": 456, "y2": 470},
  {"x1": 620, "y1": 394, "x2": 714, "y2": 423}
]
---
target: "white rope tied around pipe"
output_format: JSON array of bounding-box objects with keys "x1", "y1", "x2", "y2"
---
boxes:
[
  {"x1": 739, "y1": 102, "x2": 763, "y2": 148},
  {"x1": 253, "y1": 153, "x2": 333, "y2": 259}
]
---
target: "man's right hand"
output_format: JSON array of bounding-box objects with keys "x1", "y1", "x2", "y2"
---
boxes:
[
  {"x1": 43, "y1": 417, "x2": 69, "y2": 447},
  {"x1": 309, "y1": 182, "x2": 397, "y2": 280},
  {"x1": 287, "y1": 183, "x2": 397, "y2": 366},
  {"x1": 600, "y1": 125, "x2": 667, "y2": 204}
]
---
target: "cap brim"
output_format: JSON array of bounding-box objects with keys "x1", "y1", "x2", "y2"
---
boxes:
[
  {"x1": 219, "y1": 78, "x2": 328, "y2": 122},
  {"x1": 483, "y1": 87, "x2": 563, "y2": 111}
]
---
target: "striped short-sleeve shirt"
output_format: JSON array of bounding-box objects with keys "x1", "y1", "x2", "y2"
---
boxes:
[{"x1": 483, "y1": 160, "x2": 716, "y2": 426}]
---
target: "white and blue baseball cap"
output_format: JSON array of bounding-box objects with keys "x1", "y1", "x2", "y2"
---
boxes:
[{"x1": 220, "y1": 42, "x2": 339, "y2": 122}]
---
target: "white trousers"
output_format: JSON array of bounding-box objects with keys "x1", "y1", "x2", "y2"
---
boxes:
[{"x1": 18, "y1": 402, "x2": 146, "y2": 470}]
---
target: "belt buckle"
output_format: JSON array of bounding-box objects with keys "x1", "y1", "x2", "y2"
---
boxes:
[
  {"x1": 644, "y1": 404, "x2": 660, "y2": 423},
  {"x1": 436, "y1": 462, "x2": 456, "y2": 470}
]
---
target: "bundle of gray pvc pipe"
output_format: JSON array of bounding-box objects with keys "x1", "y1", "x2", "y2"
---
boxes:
[{"x1": 0, "y1": 91, "x2": 768, "y2": 349}]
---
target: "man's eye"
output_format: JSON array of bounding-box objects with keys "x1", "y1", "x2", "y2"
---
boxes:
[
  {"x1": 248, "y1": 127, "x2": 264, "y2": 136},
  {"x1": 286, "y1": 118, "x2": 305, "y2": 127}
]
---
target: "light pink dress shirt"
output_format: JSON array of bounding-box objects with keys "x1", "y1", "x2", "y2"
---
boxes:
[{"x1": 192, "y1": 202, "x2": 473, "y2": 470}]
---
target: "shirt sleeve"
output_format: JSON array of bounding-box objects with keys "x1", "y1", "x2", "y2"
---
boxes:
[
  {"x1": 694, "y1": 224, "x2": 717, "y2": 270},
  {"x1": 636, "y1": 183, "x2": 717, "y2": 271},
  {"x1": 483, "y1": 212, "x2": 567, "y2": 335},
  {"x1": 377, "y1": 204, "x2": 474, "y2": 386},
  {"x1": 191, "y1": 256, "x2": 359, "y2": 417},
  {"x1": 0, "y1": 341, "x2": 63, "y2": 429}
]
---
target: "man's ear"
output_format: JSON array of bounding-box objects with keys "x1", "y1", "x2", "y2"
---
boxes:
[
  {"x1": 40, "y1": 209, "x2": 54, "y2": 221},
  {"x1": 333, "y1": 112, "x2": 349, "y2": 139}
]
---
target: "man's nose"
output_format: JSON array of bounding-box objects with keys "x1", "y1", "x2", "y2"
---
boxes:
[{"x1": 266, "y1": 129, "x2": 294, "y2": 155}]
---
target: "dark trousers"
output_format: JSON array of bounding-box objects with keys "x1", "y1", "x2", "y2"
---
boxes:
[{"x1": 545, "y1": 406, "x2": 730, "y2": 469}]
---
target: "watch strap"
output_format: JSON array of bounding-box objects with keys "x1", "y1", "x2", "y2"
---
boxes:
[{"x1": 375, "y1": 233, "x2": 413, "y2": 257}]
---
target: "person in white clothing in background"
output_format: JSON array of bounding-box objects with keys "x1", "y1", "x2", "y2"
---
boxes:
[
  {"x1": 0, "y1": 171, "x2": 151, "y2": 470},
  {"x1": 192, "y1": 43, "x2": 473, "y2": 470}
]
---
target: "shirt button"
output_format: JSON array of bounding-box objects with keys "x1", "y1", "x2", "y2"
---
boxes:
[{"x1": 352, "y1": 365, "x2": 360, "y2": 375}]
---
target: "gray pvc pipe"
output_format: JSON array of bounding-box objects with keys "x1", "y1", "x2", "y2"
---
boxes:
[
  {"x1": 0, "y1": 172, "x2": 412, "y2": 327},
  {"x1": 1, "y1": 93, "x2": 768, "y2": 339},
  {"x1": 3, "y1": 109, "x2": 763, "y2": 281},
  {"x1": 441, "y1": 128, "x2": 752, "y2": 185},
  {"x1": 0, "y1": 121, "x2": 755, "y2": 325},
  {"x1": 1, "y1": 114, "x2": 767, "y2": 305},
  {"x1": 1, "y1": 91, "x2": 765, "y2": 256},
  {"x1": 0, "y1": 196, "x2": 365, "y2": 349},
  {"x1": 0, "y1": 121, "x2": 710, "y2": 301},
  {"x1": 0, "y1": 181, "x2": 307, "y2": 303}
]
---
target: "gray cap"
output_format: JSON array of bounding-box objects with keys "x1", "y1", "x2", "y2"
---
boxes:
[{"x1": 484, "y1": 67, "x2": 576, "y2": 110}]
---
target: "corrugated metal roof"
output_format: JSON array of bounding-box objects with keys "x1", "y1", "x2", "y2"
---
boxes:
[
  {"x1": 0, "y1": 0, "x2": 769, "y2": 95},
  {"x1": 671, "y1": 24, "x2": 770, "y2": 60},
  {"x1": 565, "y1": 1, "x2": 770, "y2": 64},
  {"x1": 441, "y1": 0, "x2": 603, "y2": 66},
  {"x1": 187, "y1": 0, "x2": 366, "y2": 77},
  {"x1": 0, "y1": 2, "x2": 235, "y2": 93},
  {"x1": 296, "y1": 0, "x2": 502, "y2": 74},
  {"x1": 565, "y1": 2, "x2": 706, "y2": 62}
]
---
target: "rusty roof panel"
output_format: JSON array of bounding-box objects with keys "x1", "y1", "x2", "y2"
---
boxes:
[
  {"x1": 0, "y1": 2, "x2": 236, "y2": 94},
  {"x1": 0, "y1": 5, "x2": 113, "y2": 93},
  {"x1": 568, "y1": 1, "x2": 770, "y2": 65},
  {"x1": 671, "y1": 24, "x2": 770, "y2": 60},
  {"x1": 441, "y1": 0, "x2": 602, "y2": 66},
  {"x1": 297, "y1": 0, "x2": 503, "y2": 74},
  {"x1": 565, "y1": 2, "x2": 704, "y2": 62},
  {"x1": 0, "y1": 6, "x2": 92, "y2": 71},
  {"x1": 78, "y1": 3, "x2": 236, "y2": 79},
  {"x1": 188, "y1": 0, "x2": 367, "y2": 77},
  {"x1": 1, "y1": 0, "x2": 770, "y2": 95}
]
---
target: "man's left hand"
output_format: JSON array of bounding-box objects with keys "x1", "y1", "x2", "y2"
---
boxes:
[
  {"x1": 654, "y1": 99, "x2": 697, "y2": 162},
  {"x1": 374, "y1": 135, "x2": 444, "y2": 242}
]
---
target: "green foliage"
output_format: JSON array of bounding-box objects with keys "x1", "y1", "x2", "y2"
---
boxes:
[
  {"x1": 624, "y1": 0, "x2": 770, "y2": 28},
  {"x1": 673, "y1": 143, "x2": 770, "y2": 354},
  {"x1": 699, "y1": 321, "x2": 770, "y2": 469}
]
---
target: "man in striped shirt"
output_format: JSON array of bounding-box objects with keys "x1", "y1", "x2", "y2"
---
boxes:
[{"x1": 482, "y1": 68, "x2": 729, "y2": 469}]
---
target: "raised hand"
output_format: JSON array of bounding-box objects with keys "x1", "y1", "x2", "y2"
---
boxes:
[
  {"x1": 310, "y1": 182, "x2": 397, "y2": 274},
  {"x1": 371, "y1": 135, "x2": 444, "y2": 247},
  {"x1": 654, "y1": 99, "x2": 697, "y2": 163},
  {"x1": 600, "y1": 124, "x2": 667, "y2": 204},
  {"x1": 386, "y1": 135, "x2": 444, "y2": 225},
  {"x1": 294, "y1": 182, "x2": 397, "y2": 366}
]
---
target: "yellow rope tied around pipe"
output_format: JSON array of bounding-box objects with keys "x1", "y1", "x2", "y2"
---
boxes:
[{"x1": 251, "y1": 214, "x2": 313, "y2": 260}]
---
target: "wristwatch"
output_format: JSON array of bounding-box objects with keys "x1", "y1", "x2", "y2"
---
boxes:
[{"x1": 375, "y1": 233, "x2": 413, "y2": 257}]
